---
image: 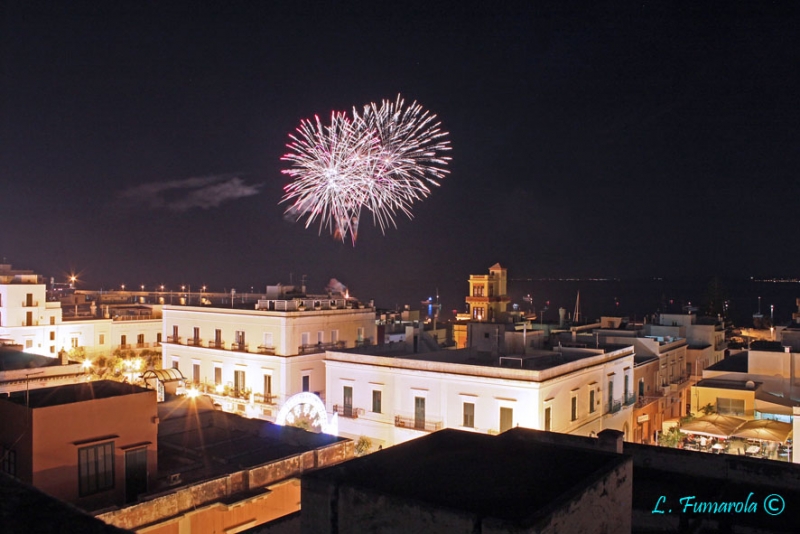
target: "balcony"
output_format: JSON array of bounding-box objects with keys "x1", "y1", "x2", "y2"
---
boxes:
[
  {"x1": 332, "y1": 404, "x2": 364, "y2": 419},
  {"x1": 394, "y1": 415, "x2": 443, "y2": 432},
  {"x1": 355, "y1": 339, "x2": 372, "y2": 348},
  {"x1": 186, "y1": 338, "x2": 203, "y2": 347},
  {"x1": 258, "y1": 345, "x2": 276, "y2": 355},
  {"x1": 119, "y1": 344, "x2": 131, "y2": 350},
  {"x1": 607, "y1": 399, "x2": 622, "y2": 414},
  {"x1": 208, "y1": 340, "x2": 225, "y2": 349},
  {"x1": 21, "y1": 300, "x2": 39, "y2": 307},
  {"x1": 254, "y1": 393, "x2": 278, "y2": 405},
  {"x1": 624, "y1": 393, "x2": 636, "y2": 406},
  {"x1": 167, "y1": 336, "x2": 181, "y2": 344},
  {"x1": 231, "y1": 342, "x2": 249, "y2": 352},
  {"x1": 136, "y1": 342, "x2": 150, "y2": 349}
]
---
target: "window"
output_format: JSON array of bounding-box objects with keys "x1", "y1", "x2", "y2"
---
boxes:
[
  {"x1": 717, "y1": 397, "x2": 745, "y2": 416},
  {"x1": 472, "y1": 307, "x2": 485, "y2": 320},
  {"x1": 26, "y1": 311, "x2": 32, "y2": 326},
  {"x1": 571, "y1": 397, "x2": 578, "y2": 421},
  {"x1": 343, "y1": 386, "x2": 353, "y2": 417},
  {"x1": 137, "y1": 333, "x2": 144, "y2": 346},
  {"x1": 121, "y1": 335, "x2": 127, "y2": 347},
  {"x1": 192, "y1": 363, "x2": 200, "y2": 384},
  {"x1": 99, "y1": 334, "x2": 105, "y2": 345},
  {"x1": 50, "y1": 346, "x2": 55, "y2": 353},
  {"x1": 50, "y1": 331, "x2": 55, "y2": 341},
  {"x1": 172, "y1": 325, "x2": 178, "y2": 340},
  {"x1": 331, "y1": 330, "x2": 339, "y2": 344},
  {"x1": 26, "y1": 340, "x2": 33, "y2": 349},
  {"x1": 1, "y1": 446, "x2": 15, "y2": 477},
  {"x1": 463, "y1": 402, "x2": 475, "y2": 428},
  {"x1": 215, "y1": 329, "x2": 222, "y2": 345},
  {"x1": 302, "y1": 375, "x2": 310, "y2": 392},
  {"x1": 473, "y1": 285, "x2": 484, "y2": 297},
  {"x1": 500, "y1": 407, "x2": 513, "y2": 433},
  {"x1": 235, "y1": 331, "x2": 245, "y2": 347},
  {"x1": 589, "y1": 389, "x2": 596, "y2": 413},
  {"x1": 357, "y1": 327, "x2": 364, "y2": 340},
  {"x1": 193, "y1": 327, "x2": 200, "y2": 341},
  {"x1": 317, "y1": 331, "x2": 324, "y2": 344},
  {"x1": 372, "y1": 390, "x2": 382, "y2": 413},
  {"x1": 263, "y1": 375, "x2": 272, "y2": 397},
  {"x1": 79, "y1": 442, "x2": 114, "y2": 496},
  {"x1": 26, "y1": 293, "x2": 33, "y2": 306},
  {"x1": 50, "y1": 316, "x2": 55, "y2": 325},
  {"x1": 414, "y1": 397, "x2": 426, "y2": 430},
  {"x1": 156, "y1": 333, "x2": 162, "y2": 344},
  {"x1": 172, "y1": 359, "x2": 179, "y2": 371},
  {"x1": 71, "y1": 337, "x2": 79, "y2": 348},
  {"x1": 544, "y1": 406, "x2": 551, "y2": 432},
  {"x1": 301, "y1": 332, "x2": 310, "y2": 346},
  {"x1": 263, "y1": 332, "x2": 273, "y2": 347},
  {"x1": 234, "y1": 370, "x2": 246, "y2": 395},
  {"x1": 214, "y1": 366, "x2": 222, "y2": 386}
]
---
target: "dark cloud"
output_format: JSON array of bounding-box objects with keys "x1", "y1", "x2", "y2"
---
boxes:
[{"x1": 119, "y1": 174, "x2": 263, "y2": 211}]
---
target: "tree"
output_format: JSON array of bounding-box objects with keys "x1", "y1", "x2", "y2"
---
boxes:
[
  {"x1": 699, "y1": 403, "x2": 716, "y2": 416},
  {"x1": 658, "y1": 426, "x2": 683, "y2": 448},
  {"x1": 354, "y1": 436, "x2": 373, "y2": 456}
]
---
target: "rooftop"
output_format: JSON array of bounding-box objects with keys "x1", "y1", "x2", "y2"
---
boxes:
[
  {"x1": 706, "y1": 351, "x2": 748, "y2": 373},
  {"x1": 695, "y1": 377, "x2": 762, "y2": 391},
  {"x1": 304, "y1": 428, "x2": 627, "y2": 525},
  {"x1": 330, "y1": 344, "x2": 634, "y2": 379},
  {"x1": 0, "y1": 350, "x2": 68, "y2": 372},
  {"x1": 156, "y1": 395, "x2": 347, "y2": 486},
  {"x1": 1, "y1": 380, "x2": 149, "y2": 408}
]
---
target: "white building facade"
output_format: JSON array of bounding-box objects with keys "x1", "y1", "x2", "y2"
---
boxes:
[
  {"x1": 160, "y1": 299, "x2": 377, "y2": 419},
  {"x1": 324, "y1": 345, "x2": 635, "y2": 448},
  {"x1": 0, "y1": 265, "x2": 160, "y2": 358}
]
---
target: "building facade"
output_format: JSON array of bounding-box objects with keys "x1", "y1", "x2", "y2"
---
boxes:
[
  {"x1": 324, "y1": 344, "x2": 635, "y2": 448},
  {"x1": 160, "y1": 298, "x2": 377, "y2": 419}
]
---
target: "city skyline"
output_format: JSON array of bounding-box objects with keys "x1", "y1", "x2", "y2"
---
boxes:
[{"x1": 2, "y1": 2, "x2": 799, "y2": 313}]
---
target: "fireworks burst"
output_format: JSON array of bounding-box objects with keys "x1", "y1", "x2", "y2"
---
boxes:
[{"x1": 281, "y1": 95, "x2": 451, "y2": 244}]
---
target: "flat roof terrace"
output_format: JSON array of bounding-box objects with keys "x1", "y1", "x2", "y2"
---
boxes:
[
  {"x1": 328, "y1": 344, "x2": 634, "y2": 382},
  {"x1": 304, "y1": 428, "x2": 629, "y2": 525},
  {"x1": 2, "y1": 380, "x2": 148, "y2": 408}
]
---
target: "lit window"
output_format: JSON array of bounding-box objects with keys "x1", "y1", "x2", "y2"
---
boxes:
[
  {"x1": 463, "y1": 402, "x2": 475, "y2": 428},
  {"x1": 372, "y1": 390, "x2": 382, "y2": 413}
]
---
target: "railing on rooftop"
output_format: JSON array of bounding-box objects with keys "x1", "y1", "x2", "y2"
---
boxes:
[{"x1": 298, "y1": 341, "x2": 347, "y2": 354}]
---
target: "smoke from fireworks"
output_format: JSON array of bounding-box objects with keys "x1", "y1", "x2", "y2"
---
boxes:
[{"x1": 281, "y1": 95, "x2": 451, "y2": 244}]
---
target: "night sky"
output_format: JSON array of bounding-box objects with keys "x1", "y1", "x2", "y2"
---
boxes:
[{"x1": 2, "y1": 2, "x2": 799, "y2": 312}]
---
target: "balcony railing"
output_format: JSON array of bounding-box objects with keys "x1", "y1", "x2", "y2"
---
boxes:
[
  {"x1": 607, "y1": 399, "x2": 622, "y2": 414},
  {"x1": 231, "y1": 342, "x2": 249, "y2": 352},
  {"x1": 355, "y1": 339, "x2": 372, "y2": 348},
  {"x1": 167, "y1": 336, "x2": 181, "y2": 344},
  {"x1": 254, "y1": 393, "x2": 278, "y2": 405},
  {"x1": 208, "y1": 340, "x2": 225, "y2": 349},
  {"x1": 624, "y1": 393, "x2": 636, "y2": 406},
  {"x1": 394, "y1": 415, "x2": 443, "y2": 432},
  {"x1": 136, "y1": 342, "x2": 150, "y2": 349},
  {"x1": 332, "y1": 404, "x2": 363, "y2": 419},
  {"x1": 257, "y1": 345, "x2": 276, "y2": 355},
  {"x1": 119, "y1": 344, "x2": 131, "y2": 350},
  {"x1": 186, "y1": 338, "x2": 203, "y2": 347},
  {"x1": 21, "y1": 300, "x2": 39, "y2": 307}
]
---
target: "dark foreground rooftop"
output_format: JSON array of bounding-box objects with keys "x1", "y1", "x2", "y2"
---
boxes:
[
  {"x1": 304, "y1": 427, "x2": 627, "y2": 524},
  {"x1": 3, "y1": 380, "x2": 149, "y2": 408}
]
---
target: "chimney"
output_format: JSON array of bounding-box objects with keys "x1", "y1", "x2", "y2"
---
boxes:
[{"x1": 597, "y1": 429, "x2": 624, "y2": 454}]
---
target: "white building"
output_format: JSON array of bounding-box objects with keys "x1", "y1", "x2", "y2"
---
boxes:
[
  {"x1": 0, "y1": 264, "x2": 161, "y2": 358},
  {"x1": 160, "y1": 295, "x2": 377, "y2": 419},
  {"x1": 324, "y1": 343, "x2": 635, "y2": 448}
]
